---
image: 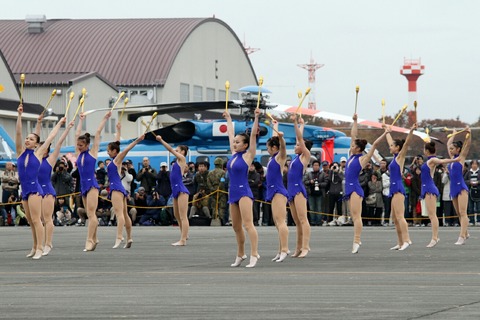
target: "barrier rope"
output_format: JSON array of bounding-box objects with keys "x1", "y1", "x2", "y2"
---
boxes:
[{"x1": 1, "y1": 189, "x2": 477, "y2": 221}]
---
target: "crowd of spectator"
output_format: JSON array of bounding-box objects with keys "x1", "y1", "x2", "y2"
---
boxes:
[{"x1": 2, "y1": 153, "x2": 480, "y2": 229}]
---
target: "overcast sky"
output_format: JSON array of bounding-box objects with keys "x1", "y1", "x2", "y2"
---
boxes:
[{"x1": 5, "y1": 0, "x2": 480, "y2": 123}]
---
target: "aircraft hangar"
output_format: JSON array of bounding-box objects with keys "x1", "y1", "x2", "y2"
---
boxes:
[{"x1": 0, "y1": 16, "x2": 258, "y2": 144}]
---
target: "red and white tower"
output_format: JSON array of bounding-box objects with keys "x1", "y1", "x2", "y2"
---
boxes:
[
  {"x1": 298, "y1": 54, "x2": 324, "y2": 110},
  {"x1": 400, "y1": 58, "x2": 425, "y2": 108}
]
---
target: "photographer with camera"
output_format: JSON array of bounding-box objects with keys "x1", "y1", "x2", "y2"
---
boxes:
[
  {"x1": 304, "y1": 160, "x2": 328, "y2": 226},
  {"x1": 120, "y1": 162, "x2": 133, "y2": 195},
  {"x1": 326, "y1": 162, "x2": 344, "y2": 225},
  {"x1": 138, "y1": 188, "x2": 165, "y2": 226},
  {"x1": 1, "y1": 162, "x2": 19, "y2": 221},
  {"x1": 136, "y1": 157, "x2": 157, "y2": 193},
  {"x1": 51, "y1": 160, "x2": 73, "y2": 197},
  {"x1": 188, "y1": 187, "x2": 211, "y2": 219}
]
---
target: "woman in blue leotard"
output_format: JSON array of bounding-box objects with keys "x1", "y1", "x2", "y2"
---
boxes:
[
  {"x1": 288, "y1": 114, "x2": 312, "y2": 258},
  {"x1": 421, "y1": 141, "x2": 460, "y2": 248},
  {"x1": 107, "y1": 122, "x2": 145, "y2": 249},
  {"x1": 265, "y1": 122, "x2": 289, "y2": 262},
  {"x1": 36, "y1": 115, "x2": 75, "y2": 256},
  {"x1": 223, "y1": 108, "x2": 261, "y2": 268},
  {"x1": 385, "y1": 124, "x2": 416, "y2": 251},
  {"x1": 16, "y1": 104, "x2": 65, "y2": 260},
  {"x1": 347, "y1": 113, "x2": 387, "y2": 254},
  {"x1": 76, "y1": 111, "x2": 111, "y2": 251},
  {"x1": 156, "y1": 136, "x2": 190, "y2": 246},
  {"x1": 447, "y1": 127, "x2": 471, "y2": 245}
]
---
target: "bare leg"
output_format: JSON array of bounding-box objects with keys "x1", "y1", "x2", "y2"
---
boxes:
[
  {"x1": 123, "y1": 198, "x2": 133, "y2": 248},
  {"x1": 350, "y1": 193, "x2": 363, "y2": 247},
  {"x1": 84, "y1": 189, "x2": 99, "y2": 251},
  {"x1": 23, "y1": 200, "x2": 36, "y2": 257},
  {"x1": 426, "y1": 194, "x2": 439, "y2": 247},
  {"x1": 111, "y1": 191, "x2": 125, "y2": 248},
  {"x1": 294, "y1": 193, "x2": 311, "y2": 258},
  {"x1": 392, "y1": 193, "x2": 411, "y2": 248},
  {"x1": 172, "y1": 193, "x2": 189, "y2": 246},
  {"x1": 42, "y1": 195, "x2": 55, "y2": 255},
  {"x1": 289, "y1": 200, "x2": 302, "y2": 256},
  {"x1": 237, "y1": 197, "x2": 259, "y2": 268},
  {"x1": 271, "y1": 194, "x2": 289, "y2": 260},
  {"x1": 230, "y1": 203, "x2": 245, "y2": 259},
  {"x1": 27, "y1": 194, "x2": 44, "y2": 259},
  {"x1": 453, "y1": 191, "x2": 469, "y2": 244}
]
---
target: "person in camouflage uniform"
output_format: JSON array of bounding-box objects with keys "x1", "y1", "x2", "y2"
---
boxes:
[{"x1": 207, "y1": 157, "x2": 227, "y2": 221}]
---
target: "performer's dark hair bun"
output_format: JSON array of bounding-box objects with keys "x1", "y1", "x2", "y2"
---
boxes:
[
  {"x1": 108, "y1": 141, "x2": 121, "y2": 153},
  {"x1": 424, "y1": 141, "x2": 436, "y2": 153},
  {"x1": 394, "y1": 139, "x2": 406, "y2": 150},
  {"x1": 355, "y1": 139, "x2": 368, "y2": 152},
  {"x1": 267, "y1": 136, "x2": 280, "y2": 149},
  {"x1": 78, "y1": 132, "x2": 91, "y2": 145},
  {"x1": 304, "y1": 139, "x2": 313, "y2": 151}
]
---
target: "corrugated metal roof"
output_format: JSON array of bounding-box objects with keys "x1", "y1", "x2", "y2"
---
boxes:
[{"x1": 0, "y1": 18, "x2": 229, "y2": 87}]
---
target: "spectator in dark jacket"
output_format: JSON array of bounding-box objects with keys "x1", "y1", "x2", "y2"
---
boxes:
[
  {"x1": 156, "y1": 162, "x2": 171, "y2": 200},
  {"x1": 327, "y1": 162, "x2": 344, "y2": 223},
  {"x1": 51, "y1": 160, "x2": 73, "y2": 196},
  {"x1": 248, "y1": 163, "x2": 261, "y2": 226}
]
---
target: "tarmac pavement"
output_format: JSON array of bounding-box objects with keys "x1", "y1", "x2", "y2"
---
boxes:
[{"x1": 0, "y1": 225, "x2": 479, "y2": 320}]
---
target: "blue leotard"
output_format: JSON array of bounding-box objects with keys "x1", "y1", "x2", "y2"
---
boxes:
[
  {"x1": 388, "y1": 154, "x2": 405, "y2": 197},
  {"x1": 227, "y1": 151, "x2": 253, "y2": 204},
  {"x1": 76, "y1": 150, "x2": 99, "y2": 197},
  {"x1": 287, "y1": 155, "x2": 307, "y2": 202},
  {"x1": 170, "y1": 161, "x2": 189, "y2": 199},
  {"x1": 449, "y1": 156, "x2": 468, "y2": 198},
  {"x1": 265, "y1": 152, "x2": 288, "y2": 202},
  {"x1": 17, "y1": 149, "x2": 44, "y2": 199},
  {"x1": 344, "y1": 154, "x2": 364, "y2": 199},
  {"x1": 420, "y1": 156, "x2": 439, "y2": 199},
  {"x1": 107, "y1": 159, "x2": 128, "y2": 198},
  {"x1": 38, "y1": 157, "x2": 56, "y2": 197}
]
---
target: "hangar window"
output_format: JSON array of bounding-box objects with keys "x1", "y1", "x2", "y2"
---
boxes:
[
  {"x1": 231, "y1": 92, "x2": 239, "y2": 100},
  {"x1": 180, "y1": 83, "x2": 190, "y2": 102},
  {"x1": 111, "y1": 119, "x2": 116, "y2": 134},
  {"x1": 218, "y1": 90, "x2": 226, "y2": 100},
  {"x1": 193, "y1": 85, "x2": 203, "y2": 102},
  {"x1": 206, "y1": 88, "x2": 215, "y2": 101}
]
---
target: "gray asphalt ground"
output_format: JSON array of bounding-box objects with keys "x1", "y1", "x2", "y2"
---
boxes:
[{"x1": 1, "y1": 225, "x2": 479, "y2": 320}]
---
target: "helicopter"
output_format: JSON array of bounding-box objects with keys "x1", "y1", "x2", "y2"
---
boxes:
[{"x1": 58, "y1": 85, "x2": 353, "y2": 171}]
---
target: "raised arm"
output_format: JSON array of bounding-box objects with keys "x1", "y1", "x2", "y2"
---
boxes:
[
  {"x1": 246, "y1": 108, "x2": 261, "y2": 163},
  {"x1": 459, "y1": 127, "x2": 472, "y2": 160},
  {"x1": 35, "y1": 113, "x2": 43, "y2": 138},
  {"x1": 397, "y1": 123, "x2": 417, "y2": 160},
  {"x1": 292, "y1": 114, "x2": 311, "y2": 164},
  {"x1": 116, "y1": 134, "x2": 145, "y2": 165},
  {"x1": 36, "y1": 117, "x2": 67, "y2": 158},
  {"x1": 350, "y1": 113, "x2": 358, "y2": 149},
  {"x1": 277, "y1": 131, "x2": 287, "y2": 160},
  {"x1": 91, "y1": 111, "x2": 112, "y2": 157},
  {"x1": 75, "y1": 113, "x2": 84, "y2": 143},
  {"x1": 222, "y1": 111, "x2": 235, "y2": 154},
  {"x1": 272, "y1": 119, "x2": 279, "y2": 137},
  {"x1": 155, "y1": 135, "x2": 185, "y2": 163},
  {"x1": 48, "y1": 119, "x2": 75, "y2": 165},
  {"x1": 15, "y1": 105, "x2": 24, "y2": 157},
  {"x1": 115, "y1": 122, "x2": 121, "y2": 142},
  {"x1": 360, "y1": 131, "x2": 387, "y2": 167}
]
